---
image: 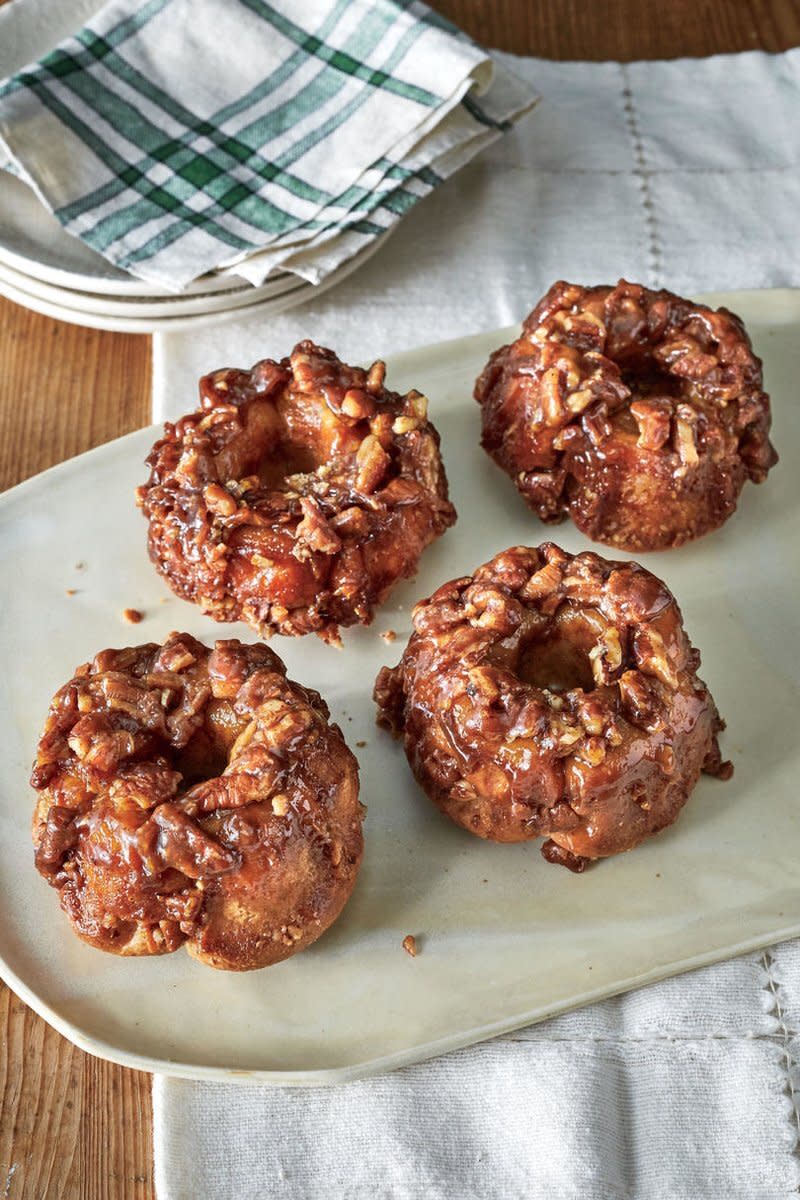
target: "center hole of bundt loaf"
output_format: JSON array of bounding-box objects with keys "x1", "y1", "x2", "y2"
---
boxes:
[
  {"x1": 258, "y1": 443, "x2": 320, "y2": 489},
  {"x1": 609, "y1": 358, "x2": 685, "y2": 439},
  {"x1": 619, "y1": 357, "x2": 682, "y2": 403},
  {"x1": 261, "y1": 397, "x2": 370, "y2": 489},
  {"x1": 518, "y1": 636, "x2": 595, "y2": 693},
  {"x1": 515, "y1": 607, "x2": 599, "y2": 693},
  {"x1": 218, "y1": 391, "x2": 369, "y2": 492},
  {"x1": 251, "y1": 397, "x2": 329, "y2": 488},
  {"x1": 171, "y1": 700, "x2": 250, "y2": 787}
]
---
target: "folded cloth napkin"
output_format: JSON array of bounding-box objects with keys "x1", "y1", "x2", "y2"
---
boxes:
[
  {"x1": 152, "y1": 48, "x2": 800, "y2": 1200},
  {"x1": 0, "y1": 0, "x2": 536, "y2": 291}
]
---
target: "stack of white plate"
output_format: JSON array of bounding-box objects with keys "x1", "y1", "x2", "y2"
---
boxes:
[
  {"x1": 0, "y1": 171, "x2": 388, "y2": 333},
  {"x1": 0, "y1": 0, "x2": 390, "y2": 333}
]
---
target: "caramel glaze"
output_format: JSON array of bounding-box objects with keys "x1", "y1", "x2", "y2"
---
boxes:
[
  {"x1": 138, "y1": 341, "x2": 456, "y2": 643},
  {"x1": 31, "y1": 634, "x2": 364, "y2": 969},
  {"x1": 375, "y1": 544, "x2": 730, "y2": 870},
  {"x1": 475, "y1": 280, "x2": 778, "y2": 551}
]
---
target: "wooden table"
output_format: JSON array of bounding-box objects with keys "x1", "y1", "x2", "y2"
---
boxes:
[{"x1": 2, "y1": 2, "x2": 799, "y2": 1195}]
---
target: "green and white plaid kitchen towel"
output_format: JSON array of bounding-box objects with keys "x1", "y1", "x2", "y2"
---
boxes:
[{"x1": 0, "y1": 0, "x2": 536, "y2": 291}]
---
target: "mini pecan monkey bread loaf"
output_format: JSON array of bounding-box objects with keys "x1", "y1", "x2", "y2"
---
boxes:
[
  {"x1": 31, "y1": 634, "x2": 363, "y2": 969},
  {"x1": 475, "y1": 280, "x2": 777, "y2": 550},
  {"x1": 375, "y1": 544, "x2": 730, "y2": 871},
  {"x1": 138, "y1": 341, "x2": 456, "y2": 642}
]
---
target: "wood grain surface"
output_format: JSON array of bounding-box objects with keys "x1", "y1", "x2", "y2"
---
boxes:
[{"x1": 2, "y1": 3, "x2": 799, "y2": 1197}]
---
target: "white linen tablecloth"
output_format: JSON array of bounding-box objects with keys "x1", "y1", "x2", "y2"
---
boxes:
[
  {"x1": 152, "y1": 50, "x2": 800, "y2": 1199},
  {"x1": 155, "y1": 944, "x2": 800, "y2": 1199}
]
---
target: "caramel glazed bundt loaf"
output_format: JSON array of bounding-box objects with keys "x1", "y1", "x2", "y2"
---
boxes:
[
  {"x1": 475, "y1": 280, "x2": 778, "y2": 550},
  {"x1": 138, "y1": 341, "x2": 456, "y2": 642},
  {"x1": 31, "y1": 634, "x2": 364, "y2": 970},
  {"x1": 376, "y1": 544, "x2": 730, "y2": 872}
]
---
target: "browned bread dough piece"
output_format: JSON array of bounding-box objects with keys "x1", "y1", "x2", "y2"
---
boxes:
[
  {"x1": 139, "y1": 341, "x2": 456, "y2": 642},
  {"x1": 32, "y1": 634, "x2": 363, "y2": 969},
  {"x1": 475, "y1": 280, "x2": 777, "y2": 550},
  {"x1": 375, "y1": 544, "x2": 730, "y2": 870}
]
